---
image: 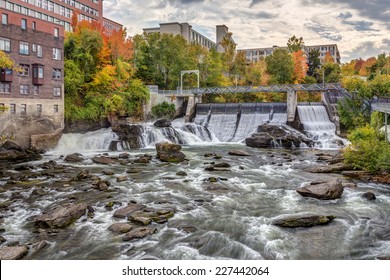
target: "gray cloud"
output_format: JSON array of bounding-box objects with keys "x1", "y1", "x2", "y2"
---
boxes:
[
  {"x1": 337, "y1": 12, "x2": 352, "y2": 19},
  {"x1": 344, "y1": 41, "x2": 381, "y2": 60},
  {"x1": 344, "y1": 20, "x2": 377, "y2": 32},
  {"x1": 305, "y1": 22, "x2": 343, "y2": 41},
  {"x1": 383, "y1": 39, "x2": 390, "y2": 47},
  {"x1": 249, "y1": 0, "x2": 268, "y2": 8}
]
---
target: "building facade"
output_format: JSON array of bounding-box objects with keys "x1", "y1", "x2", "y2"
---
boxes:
[
  {"x1": 240, "y1": 44, "x2": 341, "y2": 64},
  {"x1": 143, "y1": 22, "x2": 234, "y2": 53}
]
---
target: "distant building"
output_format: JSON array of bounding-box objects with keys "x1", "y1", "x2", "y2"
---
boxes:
[
  {"x1": 143, "y1": 22, "x2": 234, "y2": 53},
  {"x1": 239, "y1": 44, "x2": 341, "y2": 64}
]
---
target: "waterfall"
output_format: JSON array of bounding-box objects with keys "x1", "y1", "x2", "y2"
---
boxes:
[
  {"x1": 54, "y1": 128, "x2": 117, "y2": 153},
  {"x1": 297, "y1": 105, "x2": 344, "y2": 149}
]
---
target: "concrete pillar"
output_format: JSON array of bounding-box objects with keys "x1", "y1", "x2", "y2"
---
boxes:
[
  {"x1": 287, "y1": 90, "x2": 297, "y2": 122},
  {"x1": 185, "y1": 94, "x2": 202, "y2": 122}
]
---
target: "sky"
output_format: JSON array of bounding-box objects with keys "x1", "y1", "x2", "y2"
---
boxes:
[{"x1": 103, "y1": 0, "x2": 390, "y2": 63}]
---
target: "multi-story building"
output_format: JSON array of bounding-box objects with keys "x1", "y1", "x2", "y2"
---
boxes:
[
  {"x1": 143, "y1": 22, "x2": 235, "y2": 53},
  {"x1": 240, "y1": 44, "x2": 341, "y2": 64},
  {"x1": 0, "y1": 0, "x2": 122, "y2": 33}
]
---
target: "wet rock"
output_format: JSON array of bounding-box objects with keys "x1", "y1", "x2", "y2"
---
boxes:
[
  {"x1": 0, "y1": 142, "x2": 42, "y2": 163},
  {"x1": 362, "y1": 192, "x2": 376, "y2": 201},
  {"x1": 296, "y1": 179, "x2": 344, "y2": 200},
  {"x1": 104, "y1": 201, "x2": 122, "y2": 210},
  {"x1": 341, "y1": 170, "x2": 371, "y2": 178},
  {"x1": 126, "y1": 168, "x2": 143, "y2": 174},
  {"x1": 122, "y1": 227, "x2": 158, "y2": 241},
  {"x1": 92, "y1": 156, "x2": 117, "y2": 165},
  {"x1": 134, "y1": 155, "x2": 151, "y2": 164},
  {"x1": 102, "y1": 169, "x2": 115, "y2": 176},
  {"x1": 178, "y1": 226, "x2": 197, "y2": 233},
  {"x1": 74, "y1": 169, "x2": 91, "y2": 181},
  {"x1": 108, "y1": 223, "x2": 134, "y2": 233},
  {"x1": 228, "y1": 150, "x2": 250, "y2": 156},
  {"x1": 14, "y1": 165, "x2": 32, "y2": 171},
  {"x1": 34, "y1": 203, "x2": 89, "y2": 228},
  {"x1": 0, "y1": 246, "x2": 28, "y2": 260},
  {"x1": 116, "y1": 176, "x2": 129, "y2": 183},
  {"x1": 213, "y1": 162, "x2": 231, "y2": 168},
  {"x1": 0, "y1": 200, "x2": 12, "y2": 209},
  {"x1": 112, "y1": 124, "x2": 144, "y2": 149},
  {"x1": 113, "y1": 204, "x2": 147, "y2": 219},
  {"x1": 92, "y1": 180, "x2": 110, "y2": 191},
  {"x1": 1, "y1": 141, "x2": 23, "y2": 151},
  {"x1": 32, "y1": 240, "x2": 48, "y2": 254},
  {"x1": 272, "y1": 215, "x2": 336, "y2": 228},
  {"x1": 119, "y1": 153, "x2": 130, "y2": 159},
  {"x1": 342, "y1": 182, "x2": 358, "y2": 189},
  {"x1": 129, "y1": 209, "x2": 174, "y2": 225},
  {"x1": 31, "y1": 188, "x2": 47, "y2": 196},
  {"x1": 245, "y1": 124, "x2": 313, "y2": 149},
  {"x1": 156, "y1": 142, "x2": 186, "y2": 163},
  {"x1": 64, "y1": 153, "x2": 84, "y2": 163},
  {"x1": 204, "y1": 152, "x2": 218, "y2": 158},
  {"x1": 0, "y1": 236, "x2": 5, "y2": 243},
  {"x1": 154, "y1": 119, "x2": 172, "y2": 128},
  {"x1": 176, "y1": 171, "x2": 187, "y2": 176},
  {"x1": 305, "y1": 163, "x2": 351, "y2": 173}
]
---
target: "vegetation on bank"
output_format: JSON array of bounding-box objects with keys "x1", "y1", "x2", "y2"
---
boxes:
[{"x1": 151, "y1": 102, "x2": 176, "y2": 119}]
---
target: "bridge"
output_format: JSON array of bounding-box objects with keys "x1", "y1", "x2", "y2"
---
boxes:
[{"x1": 372, "y1": 102, "x2": 390, "y2": 142}]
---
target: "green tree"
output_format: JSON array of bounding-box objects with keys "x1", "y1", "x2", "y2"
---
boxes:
[
  {"x1": 265, "y1": 48, "x2": 294, "y2": 84},
  {"x1": 307, "y1": 49, "x2": 321, "y2": 77},
  {"x1": 287, "y1": 35, "x2": 304, "y2": 52}
]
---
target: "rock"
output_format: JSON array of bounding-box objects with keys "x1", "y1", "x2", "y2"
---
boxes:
[
  {"x1": 176, "y1": 171, "x2": 187, "y2": 176},
  {"x1": 0, "y1": 246, "x2": 28, "y2": 260},
  {"x1": 306, "y1": 163, "x2": 351, "y2": 173},
  {"x1": 156, "y1": 142, "x2": 186, "y2": 163},
  {"x1": 64, "y1": 153, "x2": 84, "y2": 163},
  {"x1": 362, "y1": 192, "x2": 376, "y2": 201},
  {"x1": 112, "y1": 124, "x2": 144, "y2": 149},
  {"x1": 129, "y1": 210, "x2": 174, "y2": 225},
  {"x1": 272, "y1": 215, "x2": 336, "y2": 228},
  {"x1": 113, "y1": 204, "x2": 146, "y2": 219},
  {"x1": 32, "y1": 240, "x2": 48, "y2": 254},
  {"x1": 178, "y1": 226, "x2": 197, "y2": 233},
  {"x1": 341, "y1": 170, "x2": 372, "y2": 179},
  {"x1": 116, "y1": 176, "x2": 129, "y2": 182},
  {"x1": 0, "y1": 141, "x2": 23, "y2": 151},
  {"x1": 134, "y1": 155, "x2": 151, "y2": 164},
  {"x1": 92, "y1": 180, "x2": 110, "y2": 191},
  {"x1": 31, "y1": 188, "x2": 47, "y2": 196},
  {"x1": 74, "y1": 170, "x2": 91, "y2": 181},
  {"x1": 34, "y1": 203, "x2": 89, "y2": 228},
  {"x1": 14, "y1": 165, "x2": 32, "y2": 171},
  {"x1": 108, "y1": 223, "x2": 134, "y2": 233},
  {"x1": 0, "y1": 236, "x2": 5, "y2": 243},
  {"x1": 204, "y1": 183, "x2": 230, "y2": 192},
  {"x1": 296, "y1": 180, "x2": 344, "y2": 200},
  {"x1": 126, "y1": 168, "x2": 143, "y2": 174},
  {"x1": 104, "y1": 201, "x2": 122, "y2": 210},
  {"x1": 119, "y1": 153, "x2": 130, "y2": 159},
  {"x1": 154, "y1": 119, "x2": 172, "y2": 128},
  {"x1": 102, "y1": 169, "x2": 115, "y2": 176},
  {"x1": 342, "y1": 182, "x2": 358, "y2": 189},
  {"x1": 92, "y1": 156, "x2": 116, "y2": 165},
  {"x1": 213, "y1": 162, "x2": 231, "y2": 168},
  {"x1": 204, "y1": 152, "x2": 218, "y2": 158},
  {"x1": 122, "y1": 227, "x2": 158, "y2": 241},
  {"x1": 245, "y1": 124, "x2": 313, "y2": 149},
  {"x1": 0, "y1": 146, "x2": 42, "y2": 163},
  {"x1": 228, "y1": 150, "x2": 250, "y2": 156}
]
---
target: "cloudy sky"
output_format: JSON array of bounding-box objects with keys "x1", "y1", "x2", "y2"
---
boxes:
[{"x1": 104, "y1": 0, "x2": 390, "y2": 62}]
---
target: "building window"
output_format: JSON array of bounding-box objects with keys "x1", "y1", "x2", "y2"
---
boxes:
[
  {"x1": 54, "y1": 104, "x2": 59, "y2": 113},
  {"x1": 10, "y1": 103, "x2": 16, "y2": 114},
  {"x1": 19, "y1": 64, "x2": 30, "y2": 76},
  {"x1": 32, "y1": 44, "x2": 36, "y2": 52},
  {"x1": 32, "y1": 21, "x2": 36, "y2": 30},
  {"x1": 33, "y1": 67, "x2": 44, "y2": 79},
  {"x1": 36, "y1": 104, "x2": 42, "y2": 114},
  {"x1": 54, "y1": 27, "x2": 59, "y2": 37},
  {"x1": 37, "y1": 45, "x2": 43, "y2": 57},
  {"x1": 20, "y1": 85, "x2": 29, "y2": 95},
  {"x1": 19, "y1": 42, "x2": 29, "y2": 55},
  {"x1": 2, "y1": 14, "x2": 8, "y2": 25},
  {"x1": 21, "y1": 19, "x2": 27, "y2": 30},
  {"x1": 53, "y1": 86, "x2": 61, "y2": 96},
  {"x1": 0, "y1": 38, "x2": 10, "y2": 52},
  {"x1": 20, "y1": 104, "x2": 27, "y2": 116},
  {"x1": 0, "y1": 83, "x2": 11, "y2": 94},
  {"x1": 52, "y1": 68, "x2": 61, "y2": 79},
  {"x1": 53, "y1": 48, "x2": 61, "y2": 60},
  {"x1": 33, "y1": 85, "x2": 40, "y2": 95}
]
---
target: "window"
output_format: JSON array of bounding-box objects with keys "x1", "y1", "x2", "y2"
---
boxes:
[
  {"x1": 2, "y1": 14, "x2": 8, "y2": 25},
  {"x1": 0, "y1": 83, "x2": 11, "y2": 94},
  {"x1": 19, "y1": 64, "x2": 30, "y2": 76},
  {"x1": 32, "y1": 21, "x2": 36, "y2": 30},
  {"x1": 52, "y1": 68, "x2": 61, "y2": 79},
  {"x1": 20, "y1": 85, "x2": 29, "y2": 95},
  {"x1": 54, "y1": 27, "x2": 59, "y2": 37},
  {"x1": 53, "y1": 86, "x2": 61, "y2": 96},
  {"x1": 10, "y1": 104, "x2": 16, "y2": 113},
  {"x1": 33, "y1": 66, "x2": 44, "y2": 78},
  {"x1": 37, "y1": 45, "x2": 42, "y2": 57},
  {"x1": 19, "y1": 42, "x2": 29, "y2": 55},
  {"x1": 36, "y1": 104, "x2": 42, "y2": 114},
  {"x1": 52, "y1": 48, "x2": 61, "y2": 60},
  {"x1": 33, "y1": 85, "x2": 40, "y2": 95},
  {"x1": 21, "y1": 19, "x2": 27, "y2": 30},
  {"x1": 20, "y1": 104, "x2": 27, "y2": 116},
  {"x1": 54, "y1": 104, "x2": 59, "y2": 113},
  {"x1": 0, "y1": 38, "x2": 10, "y2": 52},
  {"x1": 32, "y1": 44, "x2": 36, "y2": 52}
]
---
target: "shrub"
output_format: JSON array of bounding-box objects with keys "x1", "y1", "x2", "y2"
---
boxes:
[{"x1": 151, "y1": 102, "x2": 176, "y2": 119}]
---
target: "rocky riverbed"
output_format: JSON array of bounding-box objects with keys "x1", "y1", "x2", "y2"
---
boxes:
[{"x1": 0, "y1": 141, "x2": 389, "y2": 260}]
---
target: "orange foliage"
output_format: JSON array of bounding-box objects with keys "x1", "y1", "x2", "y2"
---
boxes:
[
  {"x1": 358, "y1": 57, "x2": 376, "y2": 76},
  {"x1": 292, "y1": 50, "x2": 308, "y2": 83},
  {"x1": 324, "y1": 52, "x2": 334, "y2": 63}
]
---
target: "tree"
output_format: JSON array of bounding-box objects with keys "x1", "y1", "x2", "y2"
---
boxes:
[
  {"x1": 221, "y1": 32, "x2": 236, "y2": 77},
  {"x1": 287, "y1": 35, "x2": 304, "y2": 52},
  {"x1": 341, "y1": 60, "x2": 356, "y2": 77},
  {"x1": 265, "y1": 48, "x2": 294, "y2": 84},
  {"x1": 292, "y1": 50, "x2": 308, "y2": 83},
  {"x1": 323, "y1": 52, "x2": 334, "y2": 63},
  {"x1": 0, "y1": 50, "x2": 14, "y2": 69},
  {"x1": 307, "y1": 49, "x2": 321, "y2": 77},
  {"x1": 245, "y1": 59, "x2": 268, "y2": 85}
]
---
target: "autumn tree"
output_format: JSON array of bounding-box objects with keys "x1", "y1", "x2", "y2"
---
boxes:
[
  {"x1": 221, "y1": 32, "x2": 236, "y2": 76},
  {"x1": 265, "y1": 48, "x2": 294, "y2": 84},
  {"x1": 0, "y1": 50, "x2": 14, "y2": 69},
  {"x1": 292, "y1": 50, "x2": 308, "y2": 83},
  {"x1": 287, "y1": 35, "x2": 304, "y2": 52}
]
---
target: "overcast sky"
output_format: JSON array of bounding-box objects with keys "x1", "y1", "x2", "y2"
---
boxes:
[{"x1": 104, "y1": 0, "x2": 390, "y2": 63}]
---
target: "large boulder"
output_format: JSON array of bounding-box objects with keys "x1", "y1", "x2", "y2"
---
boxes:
[
  {"x1": 111, "y1": 124, "x2": 144, "y2": 149},
  {"x1": 92, "y1": 156, "x2": 116, "y2": 165},
  {"x1": 156, "y1": 142, "x2": 186, "y2": 163},
  {"x1": 0, "y1": 141, "x2": 42, "y2": 163},
  {"x1": 272, "y1": 215, "x2": 336, "y2": 228},
  {"x1": 296, "y1": 179, "x2": 344, "y2": 200},
  {"x1": 64, "y1": 153, "x2": 84, "y2": 163},
  {"x1": 122, "y1": 227, "x2": 158, "y2": 241},
  {"x1": 113, "y1": 204, "x2": 146, "y2": 219},
  {"x1": 0, "y1": 246, "x2": 29, "y2": 260},
  {"x1": 154, "y1": 119, "x2": 172, "y2": 128},
  {"x1": 246, "y1": 124, "x2": 313, "y2": 148},
  {"x1": 34, "y1": 203, "x2": 89, "y2": 228}
]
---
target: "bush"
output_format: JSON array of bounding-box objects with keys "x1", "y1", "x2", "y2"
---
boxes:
[{"x1": 151, "y1": 102, "x2": 176, "y2": 119}]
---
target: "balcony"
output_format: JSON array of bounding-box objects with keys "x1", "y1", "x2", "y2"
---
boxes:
[
  {"x1": 32, "y1": 64, "x2": 44, "y2": 85},
  {"x1": 0, "y1": 68, "x2": 13, "y2": 82}
]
